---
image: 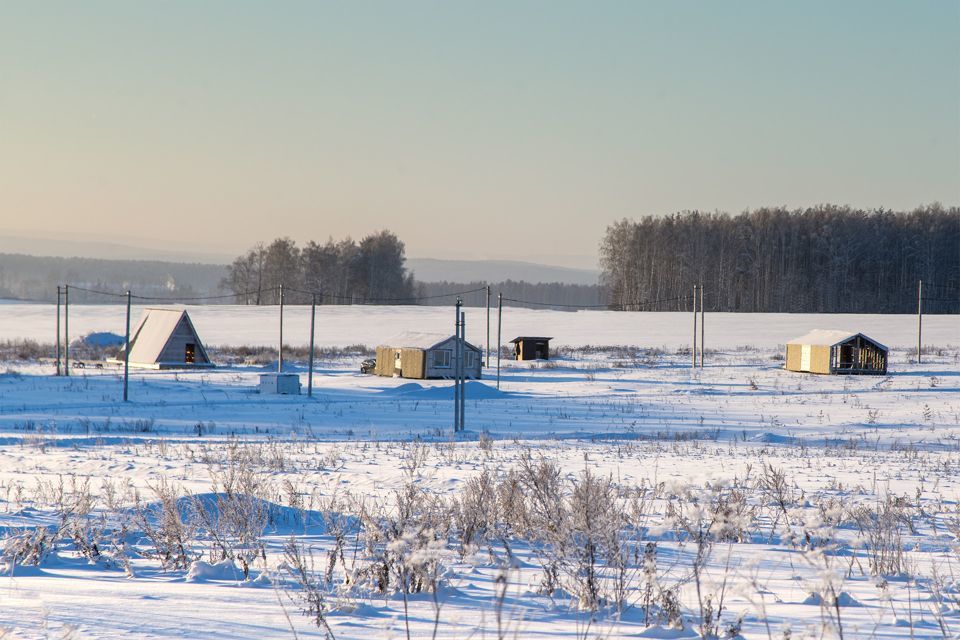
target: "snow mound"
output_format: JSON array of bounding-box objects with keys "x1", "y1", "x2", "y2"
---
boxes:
[
  {"x1": 751, "y1": 432, "x2": 799, "y2": 445},
  {"x1": 186, "y1": 559, "x2": 244, "y2": 583},
  {"x1": 634, "y1": 625, "x2": 699, "y2": 638},
  {"x1": 802, "y1": 591, "x2": 863, "y2": 607},
  {"x1": 79, "y1": 331, "x2": 125, "y2": 347},
  {"x1": 380, "y1": 380, "x2": 510, "y2": 400}
]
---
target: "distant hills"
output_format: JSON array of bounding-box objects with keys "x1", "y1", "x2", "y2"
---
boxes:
[
  {"x1": 0, "y1": 234, "x2": 598, "y2": 287},
  {"x1": 406, "y1": 258, "x2": 598, "y2": 286},
  {"x1": 0, "y1": 234, "x2": 234, "y2": 265}
]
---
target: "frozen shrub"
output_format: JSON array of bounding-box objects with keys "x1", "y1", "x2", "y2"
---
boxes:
[
  {"x1": 565, "y1": 468, "x2": 626, "y2": 611},
  {"x1": 848, "y1": 496, "x2": 914, "y2": 577},
  {"x1": 454, "y1": 469, "x2": 500, "y2": 552},
  {"x1": 132, "y1": 479, "x2": 196, "y2": 571},
  {"x1": 2, "y1": 527, "x2": 54, "y2": 567},
  {"x1": 281, "y1": 538, "x2": 336, "y2": 639}
]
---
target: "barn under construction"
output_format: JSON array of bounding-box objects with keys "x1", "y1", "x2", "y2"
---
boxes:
[
  {"x1": 785, "y1": 330, "x2": 888, "y2": 375},
  {"x1": 114, "y1": 308, "x2": 213, "y2": 369},
  {"x1": 375, "y1": 332, "x2": 482, "y2": 380}
]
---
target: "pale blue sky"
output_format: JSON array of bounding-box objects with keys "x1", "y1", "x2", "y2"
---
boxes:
[{"x1": 1, "y1": 1, "x2": 957, "y2": 266}]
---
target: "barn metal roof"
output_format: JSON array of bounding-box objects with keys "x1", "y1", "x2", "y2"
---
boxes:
[{"x1": 787, "y1": 330, "x2": 887, "y2": 350}]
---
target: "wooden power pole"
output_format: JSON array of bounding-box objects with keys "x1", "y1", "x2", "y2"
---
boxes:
[
  {"x1": 692, "y1": 284, "x2": 698, "y2": 369},
  {"x1": 917, "y1": 280, "x2": 923, "y2": 365}
]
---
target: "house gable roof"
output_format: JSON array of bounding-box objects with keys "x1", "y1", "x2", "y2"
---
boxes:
[
  {"x1": 381, "y1": 331, "x2": 481, "y2": 353},
  {"x1": 787, "y1": 330, "x2": 887, "y2": 350}
]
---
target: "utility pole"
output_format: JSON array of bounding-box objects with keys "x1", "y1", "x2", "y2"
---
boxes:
[
  {"x1": 308, "y1": 294, "x2": 316, "y2": 397},
  {"x1": 699, "y1": 284, "x2": 705, "y2": 368},
  {"x1": 496, "y1": 292, "x2": 502, "y2": 390},
  {"x1": 55, "y1": 285, "x2": 61, "y2": 376},
  {"x1": 461, "y1": 309, "x2": 466, "y2": 431},
  {"x1": 454, "y1": 298, "x2": 462, "y2": 432},
  {"x1": 691, "y1": 284, "x2": 698, "y2": 369},
  {"x1": 64, "y1": 284, "x2": 70, "y2": 376},
  {"x1": 917, "y1": 280, "x2": 923, "y2": 365},
  {"x1": 123, "y1": 290, "x2": 131, "y2": 402},
  {"x1": 485, "y1": 285, "x2": 491, "y2": 368},
  {"x1": 278, "y1": 284, "x2": 284, "y2": 373}
]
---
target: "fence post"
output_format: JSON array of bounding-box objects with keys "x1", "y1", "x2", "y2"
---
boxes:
[{"x1": 123, "y1": 290, "x2": 131, "y2": 401}]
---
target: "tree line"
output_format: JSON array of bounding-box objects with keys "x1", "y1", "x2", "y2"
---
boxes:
[
  {"x1": 222, "y1": 232, "x2": 607, "y2": 308},
  {"x1": 222, "y1": 231, "x2": 416, "y2": 304},
  {"x1": 600, "y1": 204, "x2": 959, "y2": 313}
]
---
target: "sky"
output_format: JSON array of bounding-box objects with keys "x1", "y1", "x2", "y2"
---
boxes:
[{"x1": 1, "y1": 1, "x2": 958, "y2": 268}]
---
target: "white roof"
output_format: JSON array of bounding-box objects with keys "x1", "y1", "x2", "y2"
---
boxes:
[
  {"x1": 787, "y1": 329, "x2": 887, "y2": 349},
  {"x1": 123, "y1": 308, "x2": 207, "y2": 364},
  {"x1": 381, "y1": 331, "x2": 451, "y2": 349},
  {"x1": 380, "y1": 331, "x2": 480, "y2": 352}
]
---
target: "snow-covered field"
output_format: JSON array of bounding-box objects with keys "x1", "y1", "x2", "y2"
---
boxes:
[
  {"x1": 0, "y1": 305, "x2": 957, "y2": 639},
  {"x1": 2, "y1": 302, "x2": 957, "y2": 350}
]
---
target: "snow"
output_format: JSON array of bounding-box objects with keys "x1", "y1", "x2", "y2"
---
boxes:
[
  {"x1": 1, "y1": 303, "x2": 956, "y2": 350},
  {"x1": 0, "y1": 305, "x2": 957, "y2": 638}
]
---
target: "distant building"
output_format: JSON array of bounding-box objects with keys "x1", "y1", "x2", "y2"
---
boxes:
[
  {"x1": 114, "y1": 308, "x2": 213, "y2": 369},
  {"x1": 785, "y1": 330, "x2": 887, "y2": 375},
  {"x1": 375, "y1": 332, "x2": 482, "y2": 380},
  {"x1": 510, "y1": 336, "x2": 553, "y2": 361}
]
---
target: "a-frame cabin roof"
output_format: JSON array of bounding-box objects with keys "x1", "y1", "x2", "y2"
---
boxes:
[{"x1": 121, "y1": 308, "x2": 211, "y2": 364}]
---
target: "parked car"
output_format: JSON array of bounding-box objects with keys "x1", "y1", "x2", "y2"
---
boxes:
[{"x1": 360, "y1": 358, "x2": 376, "y2": 374}]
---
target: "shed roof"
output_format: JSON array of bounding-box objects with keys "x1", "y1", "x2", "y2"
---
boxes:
[
  {"x1": 787, "y1": 330, "x2": 887, "y2": 350},
  {"x1": 509, "y1": 336, "x2": 553, "y2": 343}
]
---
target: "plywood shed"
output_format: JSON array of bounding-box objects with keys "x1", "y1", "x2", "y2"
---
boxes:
[
  {"x1": 510, "y1": 336, "x2": 553, "y2": 361},
  {"x1": 785, "y1": 330, "x2": 887, "y2": 375},
  {"x1": 375, "y1": 331, "x2": 482, "y2": 380},
  {"x1": 114, "y1": 308, "x2": 213, "y2": 369}
]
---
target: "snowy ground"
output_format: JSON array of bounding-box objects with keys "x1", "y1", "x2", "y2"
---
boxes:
[{"x1": 0, "y1": 306, "x2": 957, "y2": 639}]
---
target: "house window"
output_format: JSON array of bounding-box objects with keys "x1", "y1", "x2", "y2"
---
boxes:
[
  {"x1": 432, "y1": 349, "x2": 452, "y2": 368},
  {"x1": 465, "y1": 351, "x2": 475, "y2": 368},
  {"x1": 185, "y1": 343, "x2": 196, "y2": 364}
]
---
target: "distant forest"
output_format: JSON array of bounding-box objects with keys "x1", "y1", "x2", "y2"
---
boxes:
[
  {"x1": 5, "y1": 205, "x2": 957, "y2": 313},
  {"x1": 601, "y1": 204, "x2": 959, "y2": 313},
  {"x1": 0, "y1": 254, "x2": 225, "y2": 303},
  {"x1": 221, "y1": 232, "x2": 604, "y2": 308}
]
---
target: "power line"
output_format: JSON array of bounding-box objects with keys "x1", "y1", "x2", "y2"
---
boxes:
[
  {"x1": 500, "y1": 293, "x2": 688, "y2": 310},
  {"x1": 284, "y1": 285, "x2": 488, "y2": 304}
]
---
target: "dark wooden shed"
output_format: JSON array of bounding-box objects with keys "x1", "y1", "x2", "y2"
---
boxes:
[{"x1": 510, "y1": 336, "x2": 553, "y2": 361}]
